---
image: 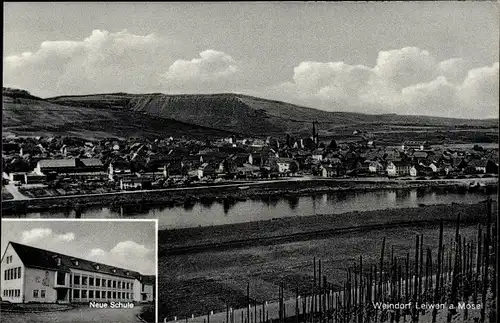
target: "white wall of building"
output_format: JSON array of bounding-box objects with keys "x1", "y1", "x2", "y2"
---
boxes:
[
  {"x1": 69, "y1": 268, "x2": 136, "y2": 303},
  {"x1": 23, "y1": 267, "x2": 58, "y2": 303},
  {"x1": 1, "y1": 244, "x2": 25, "y2": 303}
]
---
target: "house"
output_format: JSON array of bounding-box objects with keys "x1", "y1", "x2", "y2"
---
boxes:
[
  {"x1": 108, "y1": 161, "x2": 132, "y2": 181},
  {"x1": 468, "y1": 159, "x2": 496, "y2": 174},
  {"x1": 120, "y1": 178, "x2": 152, "y2": 190},
  {"x1": 235, "y1": 163, "x2": 261, "y2": 178},
  {"x1": 248, "y1": 153, "x2": 268, "y2": 167},
  {"x1": 197, "y1": 163, "x2": 217, "y2": 179},
  {"x1": 386, "y1": 161, "x2": 410, "y2": 177},
  {"x1": 35, "y1": 158, "x2": 104, "y2": 176},
  {"x1": 410, "y1": 165, "x2": 433, "y2": 177},
  {"x1": 275, "y1": 158, "x2": 299, "y2": 174},
  {"x1": 320, "y1": 164, "x2": 336, "y2": 178},
  {"x1": 1, "y1": 241, "x2": 154, "y2": 304},
  {"x1": 412, "y1": 151, "x2": 429, "y2": 161},
  {"x1": 428, "y1": 162, "x2": 440, "y2": 173},
  {"x1": 311, "y1": 150, "x2": 324, "y2": 161},
  {"x1": 8, "y1": 172, "x2": 27, "y2": 183},
  {"x1": 25, "y1": 172, "x2": 47, "y2": 184},
  {"x1": 368, "y1": 161, "x2": 384, "y2": 174}
]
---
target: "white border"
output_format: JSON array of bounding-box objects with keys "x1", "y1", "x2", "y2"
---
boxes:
[{"x1": 1, "y1": 218, "x2": 159, "y2": 323}]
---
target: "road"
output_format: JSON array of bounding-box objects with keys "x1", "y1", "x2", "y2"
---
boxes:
[
  {"x1": 1, "y1": 304, "x2": 146, "y2": 323},
  {"x1": 3, "y1": 183, "x2": 31, "y2": 200},
  {"x1": 2, "y1": 176, "x2": 496, "y2": 202}
]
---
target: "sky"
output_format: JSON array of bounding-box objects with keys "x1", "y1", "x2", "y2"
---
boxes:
[
  {"x1": 3, "y1": 2, "x2": 499, "y2": 118},
  {"x1": 1, "y1": 220, "x2": 156, "y2": 275}
]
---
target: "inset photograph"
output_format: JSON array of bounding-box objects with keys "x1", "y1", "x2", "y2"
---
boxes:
[{"x1": 0, "y1": 219, "x2": 157, "y2": 323}]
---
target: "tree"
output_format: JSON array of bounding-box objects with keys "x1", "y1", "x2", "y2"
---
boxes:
[{"x1": 328, "y1": 139, "x2": 338, "y2": 150}]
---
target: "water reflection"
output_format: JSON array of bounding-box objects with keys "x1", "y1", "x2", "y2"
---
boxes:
[
  {"x1": 15, "y1": 188, "x2": 497, "y2": 229},
  {"x1": 285, "y1": 196, "x2": 299, "y2": 210},
  {"x1": 222, "y1": 198, "x2": 237, "y2": 215},
  {"x1": 200, "y1": 197, "x2": 215, "y2": 208}
]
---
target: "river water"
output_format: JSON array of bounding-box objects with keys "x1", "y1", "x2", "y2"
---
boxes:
[{"x1": 17, "y1": 188, "x2": 497, "y2": 230}]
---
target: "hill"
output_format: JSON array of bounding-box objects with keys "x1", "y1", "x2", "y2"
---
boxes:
[
  {"x1": 47, "y1": 92, "x2": 499, "y2": 136},
  {"x1": 2, "y1": 89, "x2": 234, "y2": 140}
]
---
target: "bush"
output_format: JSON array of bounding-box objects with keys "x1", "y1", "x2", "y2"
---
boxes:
[{"x1": 139, "y1": 304, "x2": 155, "y2": 323}]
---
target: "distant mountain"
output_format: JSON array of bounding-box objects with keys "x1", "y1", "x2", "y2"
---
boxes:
[
  {"x1": 46, "y1": 92, "x2": 499, "y2": 136},
  {"x1": 2, "y1": 88, "x2": 234, "y2": 140}
]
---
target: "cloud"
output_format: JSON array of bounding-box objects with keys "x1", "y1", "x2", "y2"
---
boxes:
[
  {"x1": 21, "y1": 228, "x2": 75, "y2": 244},
  {"x1": 87, "y1": 241, "x2": 154, "y2": 274},
  {"x1": 89, "y1": 248, "x2": 106, "y2": 257},
  {"x1": 162, "y1": 49, "x2": 239, "y2": 83},
  {"x1": 4, "y1": 29, "x2": 170, "y2": 97},
  {"x1": 21, "y1": 228, "x2": 53, "y2": 243},
  {"x1": 55, "y1": 232, "x2": 75, "y2": 242},
  {"x1": 267, "y1": 47, "x2": 499, "y2": 118}
]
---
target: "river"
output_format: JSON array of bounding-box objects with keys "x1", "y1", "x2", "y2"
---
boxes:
[{"x1": 14, "y1": 188, "x2": 497, "y2": 230}]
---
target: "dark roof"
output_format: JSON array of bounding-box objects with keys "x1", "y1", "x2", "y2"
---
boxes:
[
  {"x1": 38, "y1": 159, "x2": 76, "y2": 168},
  {"x1": 142, "y1": 275, "x2": 156, "y2": 285},
  {"x1": 80, "y1": 158, "x2": 103, "y2": 167},
  {"x1": 9, "y1": 241, "x2": 145, "y2": 279}
]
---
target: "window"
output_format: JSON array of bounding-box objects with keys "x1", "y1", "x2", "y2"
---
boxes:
[
  {"x1": 96, "y1": 278, "x2": 100, "y2": 287},
  {"x1": 41, "y1": 290, "x2": 46, "y2": 298},
  {"x1": 33, "y1": 290, "x2": 39, "y2": 298},
  {"x1": 118, "y1": 281, "x2": 121, "y2": 289},
  {"x1": 4, "y1": 270, "x2": 7, "y2": 280},
  {"x1": 89, "y1": 290, "x2": 94, "y2": 299},
  {"x1": 73, "y1": 289, "x2": 80, "y2": 298},
  {"x1": 3, "y1": 290, "x2": 6, "y2": 297},
  {"x1": 107, "y1": 291, "x2": 111, "y2": 298},
  {"x1": 74, "y1": 275, "x2": 81, "y2": 285},
  {"x1": 102, "y1": 279, "x2": 106, "y2": 287},
  {"x1": 96, "y1": 291, "x2": 100, "y2": 299},
  {"x1": 112, "y1": 291, "x2": 116, "y2": 299},
  {"x1": 117, "y1": 291, "x2": 121, "y2": 299},
  {"x1": 56, "y1": 272, "x2": 66, "y2": 285},
  {"x1": 82, "y1": 276, "x2": 88, "y2": 286},
  {"x1": 17, "y1": 267, "x2": 21, "y2": 279},
  {"x1": 82, "y1": 290, "x2": 87, "y2": 299},
  {"x1": 89, "y1": 277, "x2": 94, "y2": 286},
  {"x1": 107, "y1": 280, "x2": 111, "y2": 288},
  {"x1": 113, "y1": 280, "x2": 116, "y2": 288},
  {"x1": 16, "y1": 289, "x2": 20, "y2": 297}
]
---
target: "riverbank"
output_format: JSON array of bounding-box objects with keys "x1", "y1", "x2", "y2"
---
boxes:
[
  {"x1": 158, "y1": 200, "x2": 497, "y2": 251},
  {"x1": 2, "y1": 177, "x2": 497, "y2": 214}
]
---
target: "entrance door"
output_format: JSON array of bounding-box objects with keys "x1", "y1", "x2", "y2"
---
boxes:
[{"x1": 57, "y1": 289, "x2": 68, "y2": 302}]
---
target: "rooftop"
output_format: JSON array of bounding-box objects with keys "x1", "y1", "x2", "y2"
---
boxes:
[{"x1": 8, "y1": 241, "x2": 150, "y2": 280}]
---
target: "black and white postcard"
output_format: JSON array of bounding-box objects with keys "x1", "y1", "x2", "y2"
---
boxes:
[{"x1": 2, "y1": 2, "x2": 498, "y2": 323}]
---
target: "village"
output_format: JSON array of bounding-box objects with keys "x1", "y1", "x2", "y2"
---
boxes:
[{"x1": 1, "y1": 128, "x2": 498, "y2": 201}]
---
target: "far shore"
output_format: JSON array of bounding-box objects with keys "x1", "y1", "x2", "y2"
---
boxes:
[{"x1": 1, "y1": 177, "x2": 497, "y2": 215}]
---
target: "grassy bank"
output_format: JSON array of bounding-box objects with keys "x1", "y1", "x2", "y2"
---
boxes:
[{"x1": 158, "y1": 201, "x2": 496, "y2": 250}]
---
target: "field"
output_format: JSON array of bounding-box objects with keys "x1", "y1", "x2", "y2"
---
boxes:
[{"x1": 158, "y1": 201, "x2": 497, "y2": 320}]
